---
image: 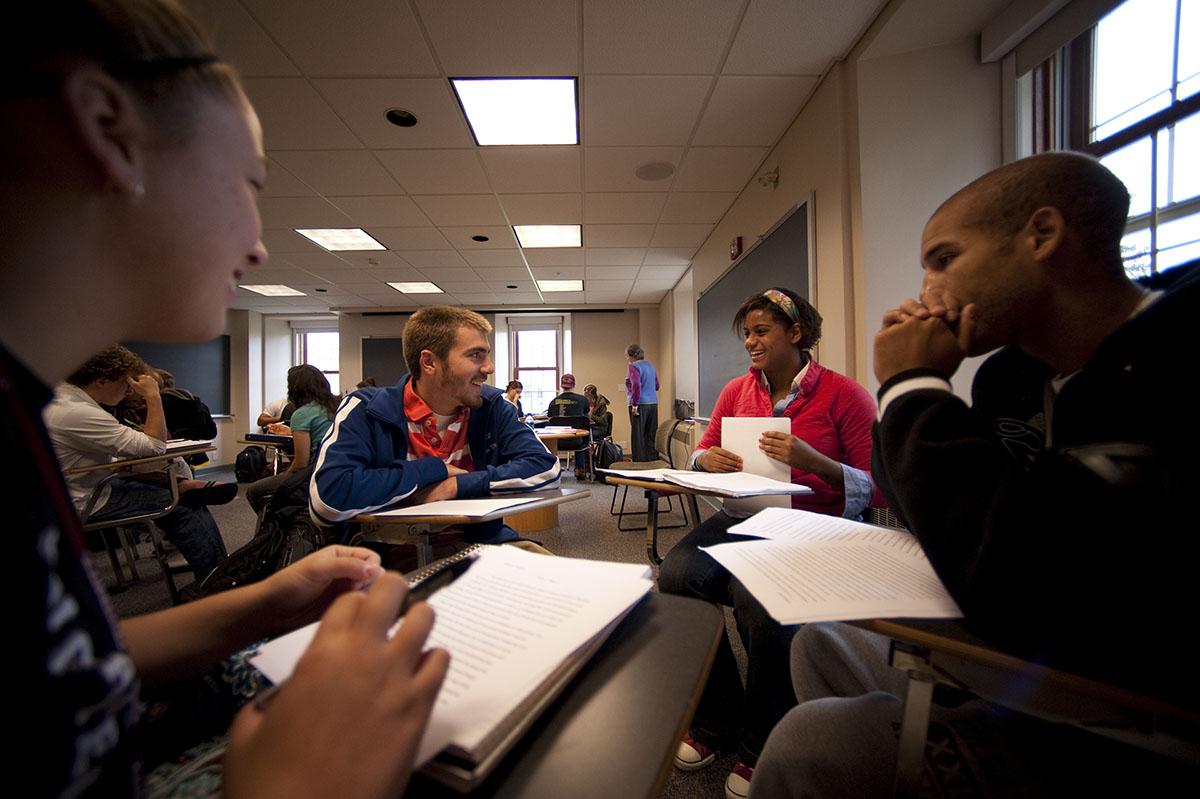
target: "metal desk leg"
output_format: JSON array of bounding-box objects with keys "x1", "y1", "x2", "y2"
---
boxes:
[
  {"x1": 645, "y1": 489, "x2": 661, "y2": 565},
  {"x1": 118, "y1": 527, "x2": 140, "y2": 581},
  {"x1": 890, "y1": 643, "x2": 936, "y2": 799},
  {"x1": 103, "y1": 528, "x2": 128, "y2": 589},
  {"x1": 685, "y1": 494, "x2": 701, "y2": 530}
]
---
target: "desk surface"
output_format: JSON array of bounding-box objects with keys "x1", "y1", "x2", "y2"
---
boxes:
[
  {"x1": 535, "y1": 429, "x2": 589, "y2": 441},
  {"x1": 411, "y1": 592, "x2": 724, "y2": 799},
  {"x1": 357, "y1": 487, "x2": 590, "y2": 526},
  {"x1": 604, "y1": 474, "x2": 721, "y2": 497},
  {"x1": 65, "y1": 444, "x2": 215, "y2": 475}
]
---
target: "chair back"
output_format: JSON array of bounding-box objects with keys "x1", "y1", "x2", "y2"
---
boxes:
[
  {"x1": 551, "y1": 415, "x2": 591, "y2": 452},
  {"x1": 654, "y1": 420, "x2": 681, "y2": 466},
  {"x1": 601, "y1": 411, "x2": 613, "y2": 439}
]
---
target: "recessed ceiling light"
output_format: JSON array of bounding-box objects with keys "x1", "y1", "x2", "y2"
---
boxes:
[
  {"x1": 537, "y1": 279, "x2": 584, "y2": 292},
  {"x1": 387, "y1": 282, "x2": 444, "y2": 294},
  {"x1": 472, "y1": 234, "x2": 490, "y2": 242},
  {"x1": 635, "y1": 161, "x2": 675, "y2": 181},
  {"x1": 451, "y1": 77, "x2": 578, "y2": 145},
  {"x1": 385, "y1": 108, "x2": 418, "y2": 127},
  {"x1": 514, "y1": 224, "x2": 581, "y2": 248},
  {"x1": 240, "y1": 285, "x2": 306, "y2": 297},
  {"x1": 295, "y1": 228, "x2": 385, "y2": 251}
]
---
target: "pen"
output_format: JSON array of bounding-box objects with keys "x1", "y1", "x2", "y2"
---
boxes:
[{"x1": 253, "y1": 555, "x2": 477, "y2": 711}]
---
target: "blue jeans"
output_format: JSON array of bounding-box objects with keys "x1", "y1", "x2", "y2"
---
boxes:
[
  {"x1": 91, "y1": 479, "x2": 226, "y2": 578},
  {"x1": 657, "y1": 512, "x2": 801, "y2": 765}
]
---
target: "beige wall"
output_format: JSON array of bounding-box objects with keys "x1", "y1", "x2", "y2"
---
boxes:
[
  {"x1": 570, "y1": 310, "x2": 639, "y2": 449},
  {"x1": 338, "y1": 312, "x2": 410, "y2": 389}
]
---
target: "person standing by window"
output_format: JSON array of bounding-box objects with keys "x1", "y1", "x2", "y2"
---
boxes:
[{"x1": 625, "y1": 344, "x2": 659, "y2": 461}]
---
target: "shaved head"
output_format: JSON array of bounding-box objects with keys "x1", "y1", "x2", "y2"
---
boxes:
[{"x1": 935, "y1": 152, "x2": 1130, "y2": 278}]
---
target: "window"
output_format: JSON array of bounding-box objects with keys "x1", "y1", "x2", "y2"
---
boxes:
[
  {"x1": 1022, "y1": 0, "x2": 1200, "y2": 278},
  {"x1": 510, "y1": 322, "x2": 563, "y2": 415},
  {"x1": 297, "y1": 330, "x2": 340, "y2": 395}
]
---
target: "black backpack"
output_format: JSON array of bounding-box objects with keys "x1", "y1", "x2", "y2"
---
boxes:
[
  {"x1": 183, "y1": 468, "x2": 328, "y2": 601},
  {"x1": 235, "y1": 445, "x2": 268, "y2": 483},
  {"x1": 596, "y1": 439, "x2": 625, "y2": 483}
]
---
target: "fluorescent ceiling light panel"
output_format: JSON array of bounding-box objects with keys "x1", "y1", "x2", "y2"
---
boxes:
[
  {"x1": 537, "y1": 280, "x2": 584, "y2": 292},
  {"x1": 451, "y1": 77, "x2": 578, "y2": 145},
  {"x1": 387, "y1": 282, "x2": 444, "y2": 294},
  {"x1": 240, "y1": 285, "x2": 306, "y2": 296},
  {"x1": 294, "y1": 228, "x2": 385, "y2": 251},
  {"x1": 513, "y1": 224, "x2": 582, "y2": 248}
]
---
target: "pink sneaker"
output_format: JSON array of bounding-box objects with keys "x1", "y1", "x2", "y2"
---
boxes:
[
  {"x1": 725, "y1": 760, "x2": 753, "y2": 799},
  {"x1": 674, "y1": 734, "x2": 717, "y2": 771}
]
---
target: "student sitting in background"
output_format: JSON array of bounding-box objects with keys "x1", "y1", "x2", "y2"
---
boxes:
[
  {"x1": 503, "y1": 379, "x2": 524, "y2": 416},
  {"x1": 310, "y1": 306, "x2": 560, "y2": 543},
  {"x1": 583, "y1": 383, "x2": 610, "y2": 436},
  {"x1": 246, "y1": 364, "x2": 337, "y2": 512},
  {"x1": 547, "y1": 373, "x2": 588, "y2": 417},
  {"x1": 256, "y1": 384, "x2": 295, "y2": 430},
  {"x1": 44, "y1": 346, "x2": 230, "y2": 577}
]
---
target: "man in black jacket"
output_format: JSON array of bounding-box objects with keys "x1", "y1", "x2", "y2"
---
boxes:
[{"x1": 751, "y1": 153, "x2": 1199, "y2": 797}]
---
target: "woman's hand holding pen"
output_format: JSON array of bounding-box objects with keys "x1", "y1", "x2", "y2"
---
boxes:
[{"x1": 225, "y1": 572, "x2": 450, "y2": 799}]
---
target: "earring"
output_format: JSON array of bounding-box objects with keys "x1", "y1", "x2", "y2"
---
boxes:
[{"x1": 133, "y1": 182, "x2": 145, "y2": 198}]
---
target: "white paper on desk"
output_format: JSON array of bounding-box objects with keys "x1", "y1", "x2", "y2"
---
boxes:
[
  {"x1": 369, "y1": 496, "x2": 540, "y2": 518},
  {"x1": 249, "y1": 546, "x2": 652, "y2": 768},
  {"x1": 663, "y1": 470, "x2": 813, "y2": 497},
  {"x1": 164, "y1": 438, "x2": 214, "y2": 452},
  {"x1": 702, "y1": 510, "x2": 962, "y2": 624},
  {"x1": 721, "y1": 417, "x2": 792, "y2": 515},
  {"x1": 596, "y1": 467, "x2": 681, "y2": 481},
  {"x1": 727, "y1": 506, "x2": 881, "y2": 540}
]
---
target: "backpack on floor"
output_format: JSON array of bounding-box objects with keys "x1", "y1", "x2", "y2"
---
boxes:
[
  {"x1": 234, "y1": 445, "x2": 267, "y2": 483},
  {"x1": 182, "y1": 468, "x2": 327, "y2": 601},
  {"x1": 596, "y1": 439, "x2": 625, "y2": 483}
]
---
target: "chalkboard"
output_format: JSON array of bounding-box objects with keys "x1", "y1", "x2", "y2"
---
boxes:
[
  {"x1": 123, "y1": 337, "x2": 230, "y2": 414},
  {"x1": 361, "y1": 337, "x2": 408, "y2": 387},
  {"x1": 697, "y1": 200, "x2": 812, "y2": 416}
]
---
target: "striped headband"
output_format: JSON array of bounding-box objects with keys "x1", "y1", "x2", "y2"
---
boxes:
[{"x1": 763, "y1": 289, "x2": 800, "y2": 323}]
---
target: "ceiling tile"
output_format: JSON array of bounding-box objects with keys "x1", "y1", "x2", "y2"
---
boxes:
[
  {"x1": 480, "y1": 147, "x2": 581, "y2": 193},
  {"x1": 412, "y1": 195, "x2": 506, "y2": 227},
  {"x1": 584, "y1": 147, "x2": 683, "y2": 192},
  {"x1": 243, "y1": 79, "x2": 360, "y2": 150},
  {"x1": 660, "y1": 192, "x2": 738, "y2": 224},
  {"x1": 650, "y1": 223, "x2": 713, "y2": 248},
  {"x1": 417, "y1": 268, "x2": 484, "y2": 284},
  {"x1": 261, "y1": 159, "x2": 317, "y2": 197},
  {"x1": 465, "y1": 267, "x2": 532, "y2": 280},
  {"x1": 258, "y1": 197, "x2": 353, "y2": 229},
  {"x1": 370, "y1": 227, "x2": 454, "y2": 250},
  {"x1": 362, "y1": 266, "x2": 425, "y2": 283},
  {"x1": 270, "y1": 151, "x2": 403, "y2": 196},
  {"x1": 187, "y1": 0, "x2": 298, "y2": 77},
  {"x1": 583, "y1": 193, "x2": 667, "y2": 223},
  {"x1": 486, "y1": 279, "x2": 536, "y2": 292},
  {"x1": 584, "y1": 76, "x2": 711, "y2": 146},
  {"x1": 523, "y1": 248, "x2": 585, "y2": 266},
  {"x1": 585, "y1": 278, "x2": 634, "y2": 293},
  {"x1": 693, "y1": 77, "x2": 818, "y2": 146},
  {"x1": 673, "y1": 147, "x2": 769, "y2": 192},
  {"x1": 496, "y1": 293, "x2": 543, "y2": 305},
  {"x1": 644, "y1": 247, "x2": 696, "y2": 265},
  {"x1": 462, "y1": 250, "x2": 525, "y2": 267},
  {"x1": 585, "y1": 247, "x2": 646, "y2": 265},
  {"x1": 417, "y1": 0, "x2": 579, "y2": 75},
  {"x1": 277, "y1": 251, "x2": 359, "y2": 271},
  {"x1": 439, "y1": 226, "x2": 519, "y2": 249},
  {"x1": 531, "y1": 266, "x2": 585, "y2": 280},
  {"x1": 333, "y1": 251, "x2": 411, "y2": 269},
  {"x1": 314, "y1": 78, "x2": 474, "y2": 149},
  {"x1": 328, "y1": 196, "x2": 432, "y2": 228},
  {"x1": 453, "y1": 293, "x2": 504, "y2": 305},
  {"x1": 628, "y1": 289, "x2": 668, "y2": 303},
  {"x1": 724, "y1": 0, "x2": 882, "y2": 76},
  {"x1": 306, "y1": 269, "x2": 380, "y2": 284},
  {"x1": 239, "y1": 267, "x2": 315, "y2": 284},
  {"x1": 375, "y1": 149, "x2": 491, "y2": 195},
  {"x1": 585, "y1": 265, "x2": 640, "y2": 279},
  {"x1": 499, "y1": 194, "x2": 583, "y2": 225},
  {"x1": 260, "y1": 229, "x2": 324, "y2": 254},
  {"x1": 637, "y1": 264, "x2": 689, "y2": 281},
  {"x1": 583, "y1": 0, "x2": 745, "y2": 73},
  {"x1": 584, "y1": 224, "x2": 655, "y2": 247},
  {"x1": 543, "y1": 291, "x2": 586, "y2": 303},
  {"x1": 633, "y1": 277, "x2": 681, "y2": 290},
  {"x1": 396, "y1": 251, "x2": 469, "y2": 268},
  {"x1": 242, "y1": 0, "x2": 437, "y2": 75}
]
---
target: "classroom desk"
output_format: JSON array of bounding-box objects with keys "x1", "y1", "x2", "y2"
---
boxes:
[
  {"x1": 68, "y1": 444, "x2": 215, "y2": 589},
  {"x1": 410, "y1": 591, "x2": 725, "y2": 799},
  {"x1": 852, "y1": 618, "x2": 1200, "y2": 798},
  {"x1": 535, "y1": 427, "x2": 590, "y2": 455},
  {"x1": 355, "y1": 488, "x2": 590, "y2": 565},
  {"x1": 603, "y1": 476, "x2": 708, "y2": 565},
  {"x1": 238, "y1": 433, "x2": 294, "y2": 475}
]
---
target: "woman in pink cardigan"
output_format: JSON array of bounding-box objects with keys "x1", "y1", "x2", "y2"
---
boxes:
[{"x1": 658, "y1": 287, "x2": 882, "y2": 799}]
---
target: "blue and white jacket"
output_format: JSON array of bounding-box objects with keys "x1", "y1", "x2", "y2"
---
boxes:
[{"x1": 309, "y1": 376, "x2": 561, "y2": 543}]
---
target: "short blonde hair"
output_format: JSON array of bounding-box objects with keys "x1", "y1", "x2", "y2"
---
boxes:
[{"x1": 403, "y1": 306, "x2": 492, "y2": 379}]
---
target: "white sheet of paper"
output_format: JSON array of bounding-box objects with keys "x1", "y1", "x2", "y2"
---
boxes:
[
  {"x1": 720, "y1": 417, "x2": 794, "y2": 514},
  {"x1": 662, "y1": 470, "x2": 813, "y2": 497},
  {"x1": 369, "y1": 496, "x2": 540, "y2": 518},
  {"x1": 249, "y1": 547, "x2": 652, "y2": 768},
  {"x1": 595, "y1": 467, "x2": 679, "y2": 481},
  {"x1": 701, "y1": 510, "x2": 962, "y2": 624},
  {"x1": 164, "y1": 438, "x2": 214, "y2": 452},
  {"x1": 726, "y1": 506, "x2": 883, "y2": 541}
]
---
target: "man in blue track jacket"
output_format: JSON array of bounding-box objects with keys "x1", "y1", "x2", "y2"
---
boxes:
[{"x1": 310, "y1": 306, "x2": 560, "y2": 543}]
